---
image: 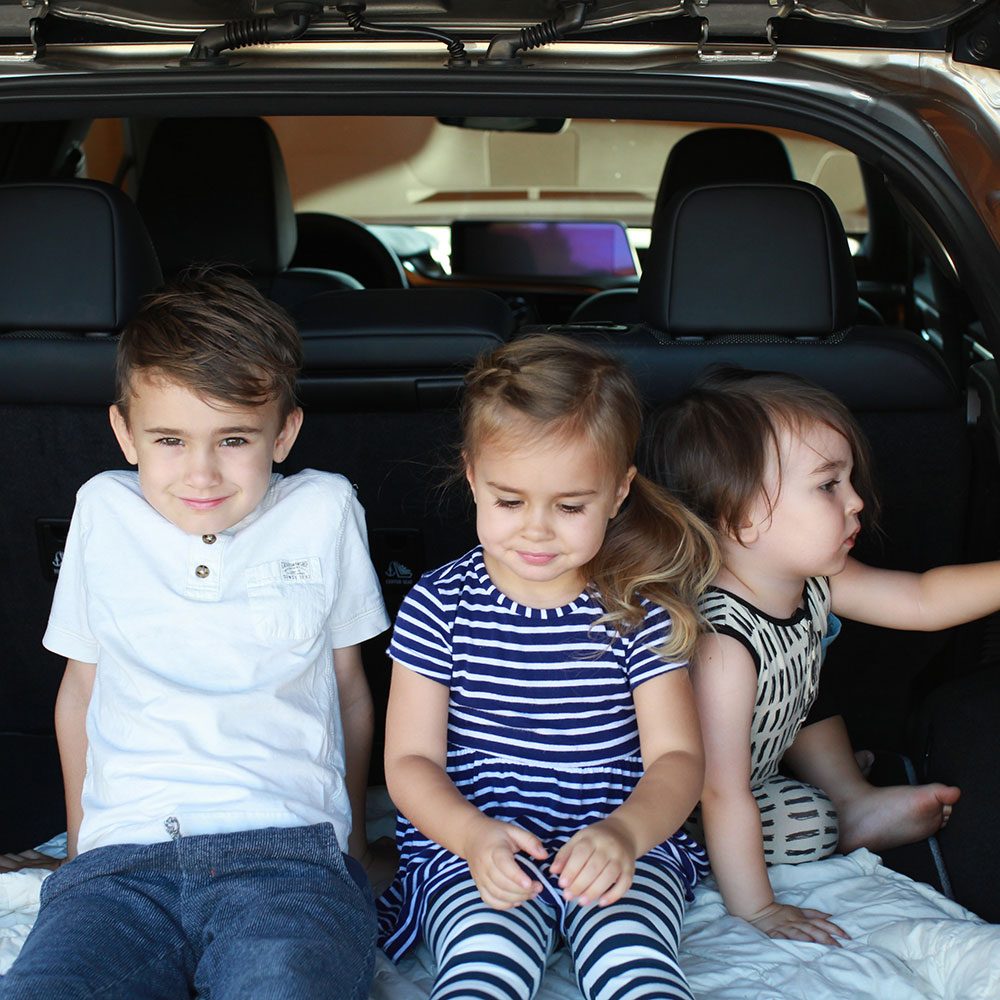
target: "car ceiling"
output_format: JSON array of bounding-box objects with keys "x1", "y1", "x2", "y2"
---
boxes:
[{"x1": 13, "y1": 1, "x2": 994, "y2": 39}]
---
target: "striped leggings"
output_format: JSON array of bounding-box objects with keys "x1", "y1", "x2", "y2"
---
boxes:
[{"x1": 422, "y1": 860, "x2": 692, "y2": 1000}]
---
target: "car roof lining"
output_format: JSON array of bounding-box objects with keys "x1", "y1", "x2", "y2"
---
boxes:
[{"x1": 41, "y1": 1, "x2": 986, "y2": 36}]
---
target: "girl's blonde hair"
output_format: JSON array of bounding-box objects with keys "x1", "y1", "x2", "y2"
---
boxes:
[
  {"x1": 644, "y1": 364, "x2": 879, "y2": 543},
  {"x1": 462, "y1": 334, "x2": 719, "y2": 662}
]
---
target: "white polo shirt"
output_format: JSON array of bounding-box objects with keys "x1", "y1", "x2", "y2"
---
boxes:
[{"x1": 43, "y1": 469, "x2": 390, "y2": 855}]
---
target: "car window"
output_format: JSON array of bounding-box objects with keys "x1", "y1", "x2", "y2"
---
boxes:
[{"x1": 259, "y1": 116, "x2": 869, "y2": 270}]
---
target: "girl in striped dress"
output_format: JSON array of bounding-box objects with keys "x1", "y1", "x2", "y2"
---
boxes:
[
  {"x1": 646, "y1": 366, "x2": 989, "y2": 948},
  {"x1": 377, "y1": 334, "x2": 718, "y2": 1000}
]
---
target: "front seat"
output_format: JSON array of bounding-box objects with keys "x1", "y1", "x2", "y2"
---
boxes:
[
  {"x1": 570, "y1": 128, "x2": 794, "y2": 325},
  {"x1": 135, "y1": 117, "x2": 362, "y2": 312},
  {"x1": 292, "y1": 211, "x2": 408, "y2": 290}
]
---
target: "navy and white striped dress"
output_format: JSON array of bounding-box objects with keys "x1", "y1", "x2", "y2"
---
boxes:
[{"x1": 377, "y1": 546, "x2": 708, "y2": 960}]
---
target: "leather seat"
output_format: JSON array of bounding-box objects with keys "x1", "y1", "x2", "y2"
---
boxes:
[
  {"x1": 0, "y1": 178, "x2": 163, "y2": 851},
  {"x1": 135, "y1": 117, "x2": 361, "y2": 312},
  {"x1": 286, "y1": 285, "x2": 515, "y2": 774},
  {"x1": 292, "y1": 286, "x2": 513, "y2": 410},
  {"x1": 570, "y1": 128, "x2": 793, "y2": 325},
  {"x1": 562, "y1": 180, "x2": 966, "y2": 753},
  {"x1": 0, "y1": 178, "x2": 161, "y2": 402},
  {"x1": 292, "y1": 211, "x2": 408, "y2": 290}
]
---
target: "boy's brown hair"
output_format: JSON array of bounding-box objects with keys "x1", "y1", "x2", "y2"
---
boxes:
[
  {"x1": 644, "y1": 365, "x2": 879, "y2": 542},
  {"x1": 114, "y1": 268, "x2": 302, "y2": 422}
]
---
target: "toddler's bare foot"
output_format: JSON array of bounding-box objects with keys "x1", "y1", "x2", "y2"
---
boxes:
[
  {"x1": 838, "y1": 783, "x2": 960, "y2": 854},
  {"x1": 0, "y1": 849, "x2": 64, "y2": 872}
]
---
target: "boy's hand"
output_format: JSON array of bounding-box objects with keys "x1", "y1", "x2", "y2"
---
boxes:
[
  {"x1": 464, "y1": 816, "x2": 548, "y2": 910},
  {"x1": 0, "y1": 850, "x2": 64, "y2": 873},
  {"x1": 748, "y1": 900, "x2": 849, "y2": 946},
  {"x1": 550, "y1": 818, "x2": 636, "y2": 907}
]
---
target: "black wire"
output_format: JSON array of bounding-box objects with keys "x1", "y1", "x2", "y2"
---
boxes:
[{"x1": 337, "y1": 3, "x2": 469, "y2": 66}]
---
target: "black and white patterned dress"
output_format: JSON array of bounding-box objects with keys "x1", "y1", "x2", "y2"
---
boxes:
[{"x1": 696, "y1": 579, "x2": 840, "y2": 864}]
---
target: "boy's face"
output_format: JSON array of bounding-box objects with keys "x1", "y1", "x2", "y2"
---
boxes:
[{"x1": 109, "y1": 373, "x2": 302, "y2": 535}]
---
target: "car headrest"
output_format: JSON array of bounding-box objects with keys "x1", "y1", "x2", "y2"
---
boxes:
[
  {"x1": 639, "y1": 181, "x2": 857, "y2": 336},
  {"x1": 652, "y1": 128, "x2": 793, "y2": 228},
  {"x1": 136, "y1": 117, "x2": 296, "y2": 279},
  {"x1": 0, "y1": 180, "x2": 162, "y2": 332}
]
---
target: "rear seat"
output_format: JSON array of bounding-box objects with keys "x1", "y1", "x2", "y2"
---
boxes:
[
  {"x1": 290, "y1": 285, "x2": 514, "y2": 603},
  {"x1": 537, "y1": 180, "x2": 982, "y2": 757},
  {"x1": 0, "y1": 177, "x2": 515, "y2": 845},
  {"x1": 0, "y1": 179, "x2": 162, "y2": 851},
  {"x1": 288, "y1": 286, "x2": 515, "y2": 777}
]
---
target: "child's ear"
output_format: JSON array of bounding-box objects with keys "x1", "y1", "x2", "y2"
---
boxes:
[
  {"x1": 733, "y1": 519, "x2": 759, "y2": 546},
  {"x1": 109, "y1": 404, "x2": 138, "y2": 465},
  {"x1": 611, "y1": 465, "x2": 637, "y2": 517},
  {"x1": 272, "y1": 406, "x2": 303, "y2": 463},
  {"x1": 462, "y1": 451, "x2": 478, "y2": 503}
]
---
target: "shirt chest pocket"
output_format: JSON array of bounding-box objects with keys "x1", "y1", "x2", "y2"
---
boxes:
[{"x1": 246, "y1": 558, "x2": 327, "y2": 642}]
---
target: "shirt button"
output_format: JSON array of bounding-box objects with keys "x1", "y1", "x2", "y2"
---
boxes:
[
  {"x1": 195, "y1": 565, "x2": 210, "y2": 579},
  {"x1": 202, "y1": 534, "x2": 216, "y2": 545}
]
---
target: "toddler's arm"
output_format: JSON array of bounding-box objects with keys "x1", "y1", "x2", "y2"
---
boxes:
[
  {"x1": 384, "y1": 661, "x2": 547, "y2": 909},
  {"x1": 54, "y1": 658, "x2": 95, "y2": 861},
  {"x1": 551, "y1": 667, "x2": 704, "y2": 907},
  {"x1": 832, "y1": 556, "x2": 1000, "y2": 630},
  {"x1": 333, "y1": 644, "x2": 376, "y2": 862},
  {"x1": 693, "y1": 634, "x2": 847, "y2": 946}
]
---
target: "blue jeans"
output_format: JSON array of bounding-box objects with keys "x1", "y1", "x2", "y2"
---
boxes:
[{"x1": 0, "y1": 823, "x2": 374, "y2": 1000}]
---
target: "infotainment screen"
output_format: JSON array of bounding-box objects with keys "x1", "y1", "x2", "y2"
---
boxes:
[{"x1": 450, "y1": 220, "x2": 638, "y2": 279}]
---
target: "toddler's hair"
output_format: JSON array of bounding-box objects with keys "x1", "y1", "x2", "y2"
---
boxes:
[
  {"x1": 114, "y1": 268, "x2": 302, "y2": 423},
  {"x1": 462, "y1": 334, "x2": 719, "y2": 661},
  {"x1": 644, "y1": 365, "x2": 878, "y2": 542}
]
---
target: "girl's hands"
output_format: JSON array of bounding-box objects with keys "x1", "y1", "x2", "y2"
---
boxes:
[
  {"x1": 748, "y1": 900, "x2": 849, "y2": 946},
  {"x1": 463, "y1": 815, "x2": 548, "y2": 910},
  {"x1": 550, "y1": 818, "x2": 636, "y2": 907}
]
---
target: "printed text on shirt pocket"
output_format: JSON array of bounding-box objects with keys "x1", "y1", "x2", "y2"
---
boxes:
[{"x1": 246, "y1": 557, "x2": 327, "y2": 641}]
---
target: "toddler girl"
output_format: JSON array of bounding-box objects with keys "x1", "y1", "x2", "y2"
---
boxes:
[
  {"x1": 647, "y1": 365, "x2": 979, "y2": 946},
  {"x1": 377, "y1": 334, "x2": 718, "y2": 1000}
]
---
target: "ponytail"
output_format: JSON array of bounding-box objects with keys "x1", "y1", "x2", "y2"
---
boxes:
[{"x1": 587, "y1": 472, "x2": 719, "y2": 662}]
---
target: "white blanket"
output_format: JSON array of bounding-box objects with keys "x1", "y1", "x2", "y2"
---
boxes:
[
  {"x1": 371, "y1": 848, "x2": 998, "y2": 1000},
  {"x1": 3, "y1": 832, "x2": 997, "y2": 999}
]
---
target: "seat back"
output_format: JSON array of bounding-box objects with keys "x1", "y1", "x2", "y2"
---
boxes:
[
  {"x1": 287, "y1": 286, "x2": 514, "y2": 776},
  {"x1": 570, "y1": 128, "x2": 793, "y2": 325},
  {"x1": 135, "y1": 117, "x2": 360, "y2": 310},
  {"x1": 289, "y1": 287, "x2": 513, "y2": 591},
  {"x1": 549, "y1": 180, "x2": 971, "y2": 752},
  {"x1": 0, "y1": 179, "x2": 162, "y2": 851},
  {"x1": 292, "y1": 211, "x2": 408, "y2": 290}
]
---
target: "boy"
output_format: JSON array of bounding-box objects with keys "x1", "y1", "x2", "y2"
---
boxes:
[{"x1": 1, "y1": 271, "x2": 389, "y2": 999}]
